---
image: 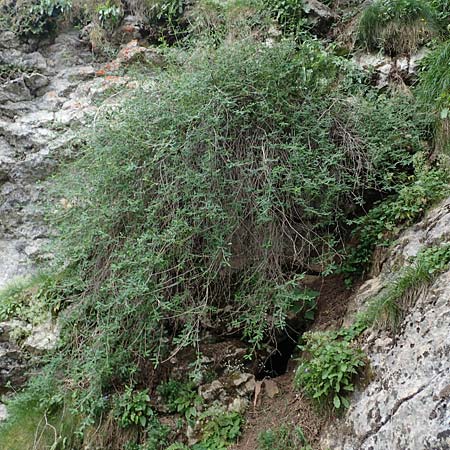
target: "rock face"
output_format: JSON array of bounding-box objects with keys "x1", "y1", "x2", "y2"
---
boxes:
[
  {"x1": 0, "y1": 30, "x2": 140, "y2": 291},
  {"x1": 320, "y1": 198, "x2": 450, "y2": 450},
  {"x1": 0, "y1": 28, "x2": 139, "y2": 417},
  {"x1": 0, "y1": 30, "x2": 98, "y2": 290}
]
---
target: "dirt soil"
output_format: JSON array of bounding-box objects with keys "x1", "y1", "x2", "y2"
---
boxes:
[{"x1": 230, "y1": 275, "x2": 360, "y2": 450}]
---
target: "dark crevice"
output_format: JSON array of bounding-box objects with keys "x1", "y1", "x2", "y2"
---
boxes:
[{"x1": 256, "y1": 328, "x2": 302, "y2": 380}]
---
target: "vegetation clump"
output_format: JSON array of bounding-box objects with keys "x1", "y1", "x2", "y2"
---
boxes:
[
  {"x1": 343, "y1": 157, "x2": 449, "y2": 277},
  {"x1": 295, "y1": 331, "x2": 366, "y2": 410},
  {"x1": 357, "y1": 0, "x2": 438, "y2": 55},
  {"x1": 258, "y1": 424, "x2": 312, "y2": 450}
]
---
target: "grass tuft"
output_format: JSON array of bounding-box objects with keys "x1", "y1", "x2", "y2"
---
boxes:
[{"x1": 357, "y1": 0, "x2": 438, "y2": 55}]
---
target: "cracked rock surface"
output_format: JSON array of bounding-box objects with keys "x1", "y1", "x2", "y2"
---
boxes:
[
  {"x1": 320, "y1": 198, "x2": 450, "y2": 450},
  {"x1": 0, "y1": 28, "x2": 138, "y2": 416}
]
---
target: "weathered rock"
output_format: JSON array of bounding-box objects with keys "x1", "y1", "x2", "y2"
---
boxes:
[
  {"x1": 353, "y1": 48, "x2": 429, "y2": 88},
  {"x1": 23, "y1": 321, "x2": 59, "y2": 354},
  {"x1": 320, "y1": 197, "x2": 450, "y2": 450},
  {"x1": 0, "y1": 342, "x2": 27, "y2": 390},
  {"x1": 199, "y1": 380, "x2": 224, "y2": 401},
  {"x1": 0, "y1": 320, "x2": 31, "y2": 343},
  {"x1": 23, "y1": 73, "x2": 50, "y2": 92},
  {"x1": 302, "y1": 0, "x2": 339, "y2": 34}
]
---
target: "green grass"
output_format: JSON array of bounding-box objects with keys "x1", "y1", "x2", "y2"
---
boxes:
[
  {"x1": 258, "y1": 425, "x2": 312, "y2": 450},
  {"x1": 357, "y1": 0, "x2": 438, "y2": 55},
  {"x1": 357, "y1": 243, "x2": 450, "y2": 329},
  {"x1": 0, "y1": 377, "x2": 80, "y2": 450},
  {"x1": 419, "y1": 40, "x2": 450, "y2": 110}
]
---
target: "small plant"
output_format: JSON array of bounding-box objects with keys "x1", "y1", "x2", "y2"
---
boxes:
[
  {"x1": 114, "y1": 387, "x2": 154, "y2": 428},
  {"x1": 263, "y1": 0, "x2": 305, "y2": 35},
  {"x1": 157, "y1": 380, "x2": 203, "y2": 422},
  {"x1": 194, "y1": 410, "x2": 243, "y2": 450},
  {"x1": 96, "y1": 0, "x2": 123, "y2": 29},
  {"x1": 0, "y1": 271, "x2": 71, "y2": 325},
  {"x1": 357, "y1": 0, "x2": 438, "y2": 55},
  {"x1": 343, "y1": 159, "x2": 450, "y2": 278},
  {"x1": 7, "y1": 0, "x2": 72, "y2": 36},
  {"x1": 295, "y1": 331, "x2": 366, "y2": 410},
  {"x1": 258, "y1": 425, "x2": 312, "y2": 450}
]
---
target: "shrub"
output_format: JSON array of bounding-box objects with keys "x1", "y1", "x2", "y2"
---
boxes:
[
  {"x1": 343, "y1": 156, "x2": 450, "y2": 277},
  {"x1": 357, "y1": 0, "x2": 438, "y2": 55},
  {"x1": 18, "y1": 38, "x2": 429, "y2": 431},
  {"x1": 1, "y1": 0, "x2": 71, "y2": 37},
  {"x1": 295, "y1": 331, "x2": 366, "y2": 410},
  {"x1": 258, "y1": 425, "x2": 312, "y2": 450},
  {"x1": 96, "y1": 0, "x2": 123, "y2": 30}
]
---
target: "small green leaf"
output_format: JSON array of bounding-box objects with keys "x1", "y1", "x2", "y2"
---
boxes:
[{"x1": 333, "y1": 395, "x2": 341, "y2": 409}]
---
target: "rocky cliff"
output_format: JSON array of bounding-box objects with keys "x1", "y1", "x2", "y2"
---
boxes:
[{"x1": 321, "y1": 198, "x2": 450, "y2": 450}]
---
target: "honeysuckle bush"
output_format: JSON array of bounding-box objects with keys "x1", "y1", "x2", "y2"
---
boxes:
[{"x1": 0, "y1": 38, "x2": 435, "y2": 442}]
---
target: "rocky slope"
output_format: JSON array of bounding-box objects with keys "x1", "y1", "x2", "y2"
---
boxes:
[
  {"x1": 320, "y1": 198, "x2": 450, "y2": 450},
  {"x1": 0, "y1": 30, "x2": 99, "y2": 289},
  {"x1": 1, "y1": 21, "x2": 450, "y2": 449},
  {"x1": 0, "y1": 29, "x2": 132, "y2": 419}
]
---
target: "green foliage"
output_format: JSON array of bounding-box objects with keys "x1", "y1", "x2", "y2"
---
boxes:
[
  {"x1": 295, "y1": 331, "x2": 366, "y2": 410},
  {"x1": 157, "y1": 380, "x2": 203, "y2": 421},
  {"x1": 0, "y1": 375, "x2": 80, "y2": 450},
  {"x1": 263, "y1": 0, "x2": 305, "y2": 35},
  {"x1": 3, "y1": 0, "x2": 72, "y2": 37},
  {"x1": 23, "y1": 38, "x2": 430, "y2": 428},
  {"x1": 343, "y1": 157, "x2": 450, "y2": 277},
  {"x1": 126, "y1": 0, "x2": 185, "y2": 31},
  {"x1": 357, "y1": 0, "x2": 438, "y2": 55},
  {"x1": 0, "y1": 62, "x2": 33, "y2": 81},
  {"x1": 357, "y1": 243, "x2": 450, "y2": 329},
  {"x1": 0, "y1": 271, "x2": 75, "y2": 325},
  {"x1": 193, "y1": 411, "x2": 243, "y2": 450},
  {"x1": 184, "y1": 0, "x2": 272, "y2": 46},
  {"x1": 258, "y1": 425, "x2": 312, "y2": 450},
  {"x1": 96, "y1": 0, "x2": 123, "y2": 30},
  {"x1": 429, "y1": 0, "x2": 450, "y2": 27},
  {"x1": 418, "y1": 40, "x2": 450, "y2": 111},
  {"x1": 114, "y1": 387, "x2": 154, "y2": 428}
]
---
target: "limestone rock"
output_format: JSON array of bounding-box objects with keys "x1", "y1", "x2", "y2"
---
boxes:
[
  {"x1": 302, "y1": 0, "x2": 339, "y2": 34},
  {"x1": 320, "y1": 196, "x2": 450, "y2": 450},
  {"x1": 23, "y1": 321, "x2": 59, "y2": 354}
]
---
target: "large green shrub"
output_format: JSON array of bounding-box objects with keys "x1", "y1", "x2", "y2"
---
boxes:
[
  {"x1": 357, "y1": 0, "x2": 438, "y2": 55},
  {"x1": 4, "y1": 39, "x2": 428, "y2": 433}
]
